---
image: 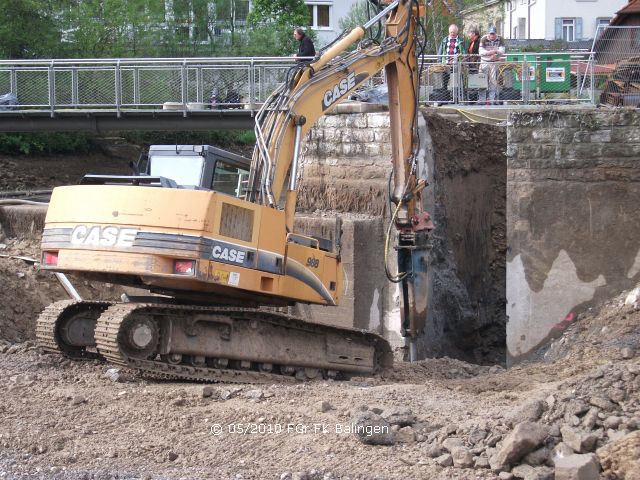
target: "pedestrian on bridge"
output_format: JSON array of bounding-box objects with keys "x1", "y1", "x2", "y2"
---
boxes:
[
  {"x1": 479, "y1": 26, "x2": 505, "y2": 105},
  {"x1": 293, "y1": 27, "x2": 316, "y2": 62}
]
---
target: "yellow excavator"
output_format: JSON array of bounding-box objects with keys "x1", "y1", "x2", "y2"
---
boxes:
[{"x1": 36, "y1": 0, "x2": 432, "y2": 382}]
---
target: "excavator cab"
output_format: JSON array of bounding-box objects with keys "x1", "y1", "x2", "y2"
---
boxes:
[{"x1": 95, "y1": 145, "x2": 251, "y2": 196}]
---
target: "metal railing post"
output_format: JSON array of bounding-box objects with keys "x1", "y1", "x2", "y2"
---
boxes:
[
  {"x1": 10, "y1": 68, "x2": 16, "y2": 94},
  {"x1": 133, "y1": 67, "x2": 140, "y2": 105},
  {"x1": 115, "y1": 60, "x2": 122, "y2": 117},
  {"x1": 181, "y1": 59, "x2": 187, "y2": 116},
  {"x1": 197, "y1": 66, "x2": 203, "y2": 103},
  {"x1": 71, "y1": 67, "x2": 79, "y2": 106},
  {"x1": 590, "y1": 58, "x2": 595, "y2": 104},
  {"x1": 48, "y1": 60, "x2": 56, "y2": 116},
  {"x1": 522, "y1": 60, "x2": 528, "y2": 103},
  {"x1": 576, "y1": 59, "x2": 582, "y2": 101},
  {"x1": 452, "y1": 60, "x2": 458, "y2": 104},
  {"x1": 249, "y1": 58, "x2": 255, "y2": 111}
]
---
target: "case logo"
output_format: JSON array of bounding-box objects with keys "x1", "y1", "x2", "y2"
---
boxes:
[
  {"x1": 322, "y1": 72, "x2": 357, "y2": 110},
  {"x1": 70, "y1": 225, "x2": 137, "y2": 248},
  {"x1": 212, "y1": 245, "x2": 246, "y2": 264}
]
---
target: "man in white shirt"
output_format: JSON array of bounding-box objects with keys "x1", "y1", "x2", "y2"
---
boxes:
[{"x1": 478, "y1": 26, "x2": 505, "y2": 104}]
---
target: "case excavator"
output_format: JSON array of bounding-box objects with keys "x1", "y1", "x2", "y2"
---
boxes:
[{"x1": 36, "y1": 0, "x2": 432, "y2": 383}]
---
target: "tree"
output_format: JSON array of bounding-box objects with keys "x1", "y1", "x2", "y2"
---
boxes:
[
  {"x1": 0, "y1": 0, "x2": 61, "y2": 59},
  {"x1": 246, "y1": 0, "x2": 310, "y2": 56},
  {"x1": 59, "y1": 0, "x2": 166, "y2": 57},
  {"x1": 339, "y1": 1, "x2": 373, "y2": 32}
]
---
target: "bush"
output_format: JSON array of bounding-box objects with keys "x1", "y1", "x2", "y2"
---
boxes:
[
  {"x1": 0, "y1": 130, "x2": 255, "y2": 157},
  {"x1": 118, "y1": 130, "x2": 256, "y2": 149},
  {"x1": 0, "y1": 132, "x2": 92, "y2": 155}
]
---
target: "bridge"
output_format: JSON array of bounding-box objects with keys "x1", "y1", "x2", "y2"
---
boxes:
[
  {"x1": 0, "y1": 54, "x2": 598, "y2": 132},
  {"x1": 0, "y1": 57, "x2": 298, "y2": 132}
]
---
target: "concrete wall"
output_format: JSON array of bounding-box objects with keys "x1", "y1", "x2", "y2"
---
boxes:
[
  {"x1": 295, "y1": 112, "x2": 404, "y2": 351},
  {"x1": 297, "y1": 111, "x2": 508, "y2": 363},
  {"x1": 293, "y1": 215, "x2": 403, "y2": 349},
  {"x1": 506, "y1": 107, "x2": 640, "y2": 363}
]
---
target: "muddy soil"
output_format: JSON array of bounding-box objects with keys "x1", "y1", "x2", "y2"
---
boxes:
[
  {"x1": 0, "y1": 149, "x2": 638, "y2": 480},
  {"x1": 0, "y1": 239, "x2": 638, "y2": 479},
  {"x1": 0, "y1": 153, "x2": 129, "y2": 191}
]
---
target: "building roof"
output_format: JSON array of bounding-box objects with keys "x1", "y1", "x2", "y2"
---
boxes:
[
  {"x1": 611, "y1": 0, "x2": 640, "y2": 25},
  {"x1": 505, "y1": 39, "x2": 593, "y2": 50},
  {"x1": 617, "y1": 0, "x2": 640, "y2": 14}
]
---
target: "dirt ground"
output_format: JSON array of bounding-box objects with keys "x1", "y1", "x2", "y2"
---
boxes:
[{"x1": 0, "y1": 153, "x2": 638, "y2": 479}]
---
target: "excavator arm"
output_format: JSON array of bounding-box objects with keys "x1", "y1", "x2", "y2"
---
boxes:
[{"x1": 248, "y1": 0, "x2": 432, "y2": 358}]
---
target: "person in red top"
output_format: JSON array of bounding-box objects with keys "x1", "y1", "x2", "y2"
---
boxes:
[{"x1": 466, "y1": 26, "x2": 480, "y2": 73}]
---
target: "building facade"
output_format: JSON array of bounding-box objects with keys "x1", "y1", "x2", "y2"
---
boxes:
[
  {"x1": 303, "y1": 1, "x2": 361, "y2": 46},
  {"x1": 460, "y1": 0, "x2": 506, "y2": 36},
  {"x1": 503, "y1": 0, "x2": 628, "y2": 41}
]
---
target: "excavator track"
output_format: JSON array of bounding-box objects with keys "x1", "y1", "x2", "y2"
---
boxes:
[
  {"x1": 36, "y1": 300, "x2": 112, "y2": 360},
  {"x1": 94, "y1": 302, "x2": 392, "y2": 384}
]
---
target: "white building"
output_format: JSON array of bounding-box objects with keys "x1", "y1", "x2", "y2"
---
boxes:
[
  {"x1": 503, "y1": 0, "x2": 628, "y2": 41},
  {"x1": 303, "y1": 1, "x2": 361, "y2": 46}
]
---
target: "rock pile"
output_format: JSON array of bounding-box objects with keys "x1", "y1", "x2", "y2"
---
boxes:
[{"x1": 351, "y1": 356, "x2": 639, "y2": 479}]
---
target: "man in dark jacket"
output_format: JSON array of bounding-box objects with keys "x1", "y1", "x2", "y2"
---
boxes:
[{"x1": 293, "y1": 27, "x2": 315, "y2": 61}]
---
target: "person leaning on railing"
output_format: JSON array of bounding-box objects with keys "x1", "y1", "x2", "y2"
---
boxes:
[
  {"x1": 466, "y1": 27, "x2": 480, "y2": 73},
  {"x1": 478, "y1": 26, "x2": 505, "y2": 105},
  {"x1": 437, "y1": 24, "x2": 467, "y2": 92}
]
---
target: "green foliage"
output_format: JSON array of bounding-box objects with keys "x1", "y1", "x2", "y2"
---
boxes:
[
  {"x1": 0, "y1": 130, "x2": 254, "y2": 157},
  {"x1": 0, "y1": 0, "x2": 62, "y2": 58},
  {"x1": 60, "y1": 0, "x2": 168, "y2": 57},
  {"x1": 339, "y1": 2, "x2": 371, "y2": 32},
  {"x1": 423, "y1": 2, "x2": 458, "y2": 55},
  {"x1": 119, "y1": 130, "x2": 256, "y2": 149},
  {"x1": 247, "y1": 0, "x2": 309, "y2": 28},
  {"x1": 247, "y1": 0, "x2": 310, "y2": 56},
  {"x1": 0, "y1": 133, "x2": 92, "y2": 155}
]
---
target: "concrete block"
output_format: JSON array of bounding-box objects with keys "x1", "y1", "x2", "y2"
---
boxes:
[
  {"x1": 490, "y1": 422, "x2": 549, "y2": 470},
  {"x1": 367, "y1": 113, "x2": 389, "y2": 128},
  {"x1": 555, "y1": 454, "x2": 599, "y2": 480}
]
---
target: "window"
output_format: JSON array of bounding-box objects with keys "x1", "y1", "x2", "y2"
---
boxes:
[
  {"x1": 150, "y1": 155, "x2": 205, "y2": 187},
  {"x1": 307, "y1": 4, "x2": 331, "y2": 29},
  {"x1": 595, "y1": 18, "x2": 610, "y2": 38},
  {"x1": 562, "y1": 18, "x2": 575, "y2": 42}
]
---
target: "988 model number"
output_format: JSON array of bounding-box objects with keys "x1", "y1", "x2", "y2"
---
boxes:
[{"x1": 227, "y1": 423, "x2": 283, "y2": 435}]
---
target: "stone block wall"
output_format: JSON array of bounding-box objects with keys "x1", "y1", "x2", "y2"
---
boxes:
[
  {"x1": 297, "y1": 113, "x2": 393, "y2": 216},
  {"x1": 507, "y1": 108, "x2": 640, "y2": 363}
]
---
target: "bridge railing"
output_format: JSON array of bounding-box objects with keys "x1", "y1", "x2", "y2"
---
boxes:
[
  {"x1": 0, "y1": 54, "x2": 598, "y2": 114},
  {"x1": 418, "y1": 53, "x2": 596, "y2": 106},
  {"x1": 0, "y1": 57, "x2": 302, "y2": 113}
]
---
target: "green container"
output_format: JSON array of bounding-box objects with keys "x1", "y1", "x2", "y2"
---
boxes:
[
  {"x1": 506, "y1": 54, "x2": 538, "y2": 92},
  {"x1": 537, "y1": 53, "x2": 571, "y2": 93},
  {"x1": 505, "y1": 53, "x2": 571, "y2": 93}
]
